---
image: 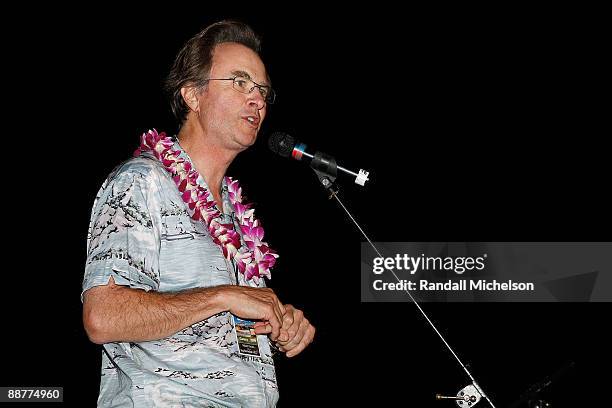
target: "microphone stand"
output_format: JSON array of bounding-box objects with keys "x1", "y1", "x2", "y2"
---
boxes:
[{"x1": 310, "y1": 156, "x2": 498, "y2": 408}]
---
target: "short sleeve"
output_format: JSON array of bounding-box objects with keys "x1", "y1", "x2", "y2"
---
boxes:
[{"x1": 82, "y1": 163, "x2": 162, "y2": 301}]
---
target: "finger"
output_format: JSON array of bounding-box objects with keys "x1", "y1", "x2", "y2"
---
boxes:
[
  {"x1": 277, "y1": 299, "x2": 286, "y2": 316},
  {"x1": 266, "y1": 309, "x2": 282, "y2": 341},
  {"x1": 277, "y1": 322, "x2": 297, "y2": 345},
  {"x1": 278, "y1": 308, "x2": 295, "y2": 342},
  {"x1": 286, "y1": 325, "x2": 315, "y2": 358},
  {"x1": 285, "y1": 340, "x2": 306, "y2": 358},
  {"x1": 279, "y1": 311, "x2": 306, "y2": 348},
  {"x1": 273, "y1": 300, "x2": 285, "y2": 328},
  {"x1": 253, "y1": 323, "x2": 272, "y2": 335},
  {"x1": 263, "y1": 293, "x2": 283, "y2": 331},
  {"x1": 278, "y1": 328, "x2": 289, "y2": 342},
  {"x1": 256, "y1": 322, "x2": 283, "y2": 339},
  {"x1": 282, "y1": 306, "x2": 295, "y2": 327},
  {"x1": 259, "y1": 293, "x2": 283, "y2": 338},
  {"x1": 293, "y1": 318, "x2": 311, "y2": 349}
]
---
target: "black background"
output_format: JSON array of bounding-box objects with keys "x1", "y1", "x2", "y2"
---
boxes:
[{"x1": 3, "y1": 5, "x2": 609, "y2": 407}]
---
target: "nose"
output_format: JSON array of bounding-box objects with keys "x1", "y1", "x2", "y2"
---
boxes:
[{"x1": 247, "y1": 87, "x2": 266, "y2": 110}]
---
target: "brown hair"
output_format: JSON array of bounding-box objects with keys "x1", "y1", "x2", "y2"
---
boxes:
[{"x1": 164, "y1": 20, "x2": 262, "y2": 122}]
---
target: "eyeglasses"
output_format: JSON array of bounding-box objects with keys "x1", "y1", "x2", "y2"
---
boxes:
[{"x1": 205, "y1": 76, "x2": 276, "y2": 104}]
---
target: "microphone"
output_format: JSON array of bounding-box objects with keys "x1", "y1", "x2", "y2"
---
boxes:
[{"x1": 267, "y1": 132, "x2": 370, "y2": 186}]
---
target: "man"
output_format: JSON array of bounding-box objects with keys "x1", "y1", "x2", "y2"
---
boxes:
[{"x1": 82, "y1": 20, "x2": 315, "y2": 407}]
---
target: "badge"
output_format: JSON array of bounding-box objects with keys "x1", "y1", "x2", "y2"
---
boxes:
[{"x1": 233, "y1": 316, "x2": 262, "y2": 357}]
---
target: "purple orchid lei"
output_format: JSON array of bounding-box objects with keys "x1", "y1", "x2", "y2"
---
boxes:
[{"x1": 134, "y1": 129, "x2": 278, "y2": 283}]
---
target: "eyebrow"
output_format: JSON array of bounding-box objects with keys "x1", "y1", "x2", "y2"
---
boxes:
[{"x1": 231, "y1": 70, "x2": 270, "y2": 87}]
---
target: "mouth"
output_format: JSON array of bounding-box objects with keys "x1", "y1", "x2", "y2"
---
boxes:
[{"x1": 242, "y1": 114, "x2": 260, "y2": 128}]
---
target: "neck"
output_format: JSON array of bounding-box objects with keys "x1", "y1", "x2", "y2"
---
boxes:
[{"x1": 176, "y1": 117, "x2": 238, "y2": 197}]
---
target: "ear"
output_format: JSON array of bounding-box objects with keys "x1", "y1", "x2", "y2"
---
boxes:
[{"x1": 180, "y1": 86, "x2": 200, "y2": 112}]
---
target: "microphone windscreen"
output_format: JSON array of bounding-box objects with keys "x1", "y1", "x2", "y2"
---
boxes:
[{"x1": 268, "y1": 132, "x2": 295, "y2": 158}]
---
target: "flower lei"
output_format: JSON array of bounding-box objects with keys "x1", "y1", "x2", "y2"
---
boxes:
[{"x1": 134, "y1": 129, "x2": 278, "y2": 283}]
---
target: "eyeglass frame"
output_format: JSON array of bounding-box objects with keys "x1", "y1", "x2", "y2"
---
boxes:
[{"x1": 204, "y1": 76, "x2": 276, "y2": 104}]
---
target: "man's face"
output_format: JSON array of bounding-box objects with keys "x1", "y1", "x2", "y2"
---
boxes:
[{"x1": 197, "y1": 42, "x2": 269, "y2": 151}]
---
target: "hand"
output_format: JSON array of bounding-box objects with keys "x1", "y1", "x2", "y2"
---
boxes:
[
  {"x1": 274, "y1": 304, "x2": 315, "y2": 358},
  {"x1": 219, "y1": 286, "x2": 285, "y2": 341}
]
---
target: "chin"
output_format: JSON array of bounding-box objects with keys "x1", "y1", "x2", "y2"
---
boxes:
[
  {"x1": 235, "y1": 134, "x2": 257, "y2": 150},
  {"x1": 245, "y1": 129, "x2": 259, "y2": 144}
]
